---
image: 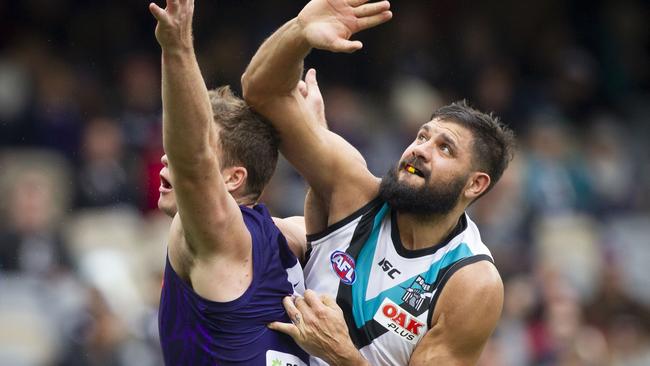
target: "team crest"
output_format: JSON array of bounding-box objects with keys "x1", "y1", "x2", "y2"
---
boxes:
[
  {"x1": 330, "y1": 250, "x2": 356, "y2": 285},
  {"x1": 401, "y1": 275, "x2": 434, "y2": 313}
]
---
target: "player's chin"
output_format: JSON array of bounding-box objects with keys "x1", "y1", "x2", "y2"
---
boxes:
[{"x1": 158, "y1": 196, "x2": 177, "y2": 218}]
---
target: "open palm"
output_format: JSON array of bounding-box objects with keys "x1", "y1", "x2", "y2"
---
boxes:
[{"x1": 298, "y1": 0, "x2": 392, "y2": 53}]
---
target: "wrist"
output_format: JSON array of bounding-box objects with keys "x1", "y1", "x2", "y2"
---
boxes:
[
  {"x1": 289, "y1": 17, "x2": 313, "y2": 52},
  {"x1": 161, "y1": 45, "x2": 195, "y2": 60},
  {"x1": 326, "y1": 341, "x2": 368, "y2": 366}
]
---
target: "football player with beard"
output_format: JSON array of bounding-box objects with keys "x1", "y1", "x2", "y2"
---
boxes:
[{"x1": 242, "y1": 0, "x2": 516, "y2": 365}]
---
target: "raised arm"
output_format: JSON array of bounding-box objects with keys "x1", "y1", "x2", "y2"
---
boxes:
[
  {"x1": 242, "y1": 0, "x2": 391, "y2": 224},
  {"x1": 150, "y1": 0, "x2": 249, "y2": 260},
  {"x1": 274, "y1": 68, "x2": 371, "y2": 259}
]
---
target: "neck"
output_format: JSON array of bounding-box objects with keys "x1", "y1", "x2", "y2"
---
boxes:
[
  {"x1": 396, "y1": 207, "x2": 465, "y2": 251},
  {"x1": 234, "y1": 192, "x2": 257, "y2": 207}
]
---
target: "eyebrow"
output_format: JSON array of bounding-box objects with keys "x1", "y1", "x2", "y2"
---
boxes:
[
  {"x1": 420, "y1": 124, "x2": 460, "y2": 151},
  {"x1": 440, "y1": 133, "x2": 459, "y2": 151}
]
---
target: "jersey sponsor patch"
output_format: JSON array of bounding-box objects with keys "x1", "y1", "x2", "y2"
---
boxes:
[
  {"x1": 265, "y1": 350, "x2": 307, "y2": 366},
  {"x1": 374, "y1": 298, "x2": 425, "y2": 344},
  {"x1": 330, "y1": 250, "x2": 357, "y2": 285}
]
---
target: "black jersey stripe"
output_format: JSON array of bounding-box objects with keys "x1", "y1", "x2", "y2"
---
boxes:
[
  {"x1": 306, "y1": 196, "x2": 384, "y2": 242},
  {"x1": 336, "y1": 199, "x2": 385, "y2": 348}
]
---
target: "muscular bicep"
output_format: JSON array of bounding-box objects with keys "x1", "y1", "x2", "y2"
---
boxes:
[
  {"x1": 409, "y1": 261, "x2": 504, "y2": 366},
  {"x1": 255, "y1": 90, "x2": 378, "y2": 222}
]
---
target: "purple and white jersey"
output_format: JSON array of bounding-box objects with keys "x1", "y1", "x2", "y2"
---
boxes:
[{"x1": 158, "y1": 204, "x2": 308, "y2": 365}]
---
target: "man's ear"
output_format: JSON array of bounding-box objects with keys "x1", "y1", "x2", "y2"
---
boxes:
[
  {"x1": 222, "y1": 166, "x2": 248, "y2": 193},
  {"x1": 465, "y1": 172, "x2": 490, "y2": 200}
]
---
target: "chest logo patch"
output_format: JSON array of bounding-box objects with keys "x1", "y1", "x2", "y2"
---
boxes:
[
  {"x1": 329, "y1": 250, "x2": 357, "y2": 285},
  {"x1": 374, "y1": 298, "x2": 425, "y2": 344},
  {"x1": 401, "y1": 275, "x2": 434, "y2": 313}
]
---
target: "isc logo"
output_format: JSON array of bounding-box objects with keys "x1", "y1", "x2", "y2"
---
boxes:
[
  {"x1": 373, "y1": 298, "x2": 425, "y2": 344},
  {"x1": 329, "y1": 251, "x2": 356, "y2": 285}
]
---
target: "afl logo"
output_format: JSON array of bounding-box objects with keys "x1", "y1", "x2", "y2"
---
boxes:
[{"x1": 330, "y1": 251, "x2": 357, "y2": 285}]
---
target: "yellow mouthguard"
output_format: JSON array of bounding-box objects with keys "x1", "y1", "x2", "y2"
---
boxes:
[{"x1": 407, "y1": 166, "x2": 416, "y2": 174}]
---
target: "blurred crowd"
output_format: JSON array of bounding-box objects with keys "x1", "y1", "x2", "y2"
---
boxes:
[{"x1": 0, "y1": 0, "x2": 648, "y2": 365}]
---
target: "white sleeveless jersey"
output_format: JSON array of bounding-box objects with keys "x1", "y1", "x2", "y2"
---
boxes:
[{"x1": 304, "y1": 198, "x2": 494, "y2": 366}]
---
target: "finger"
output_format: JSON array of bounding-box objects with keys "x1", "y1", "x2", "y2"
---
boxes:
[
  {"x1": 331, "y1": 39, "x2": 363, "y2": 53},
  {"x1": 268, "y1": 322, "x2": 300, "y2": 338},
  {"x1": 294, "y1": 295, "x2": 318, "y2": 323},
  {"x1": 283, "y1": 296, "x2": 302, "y2": 324},
  {"x1": 347, "y1": 0, "x2": 370, "y2": 6},
  {"x1": 185, "y1": 0, "x2": 195, "y2": 13},
  {"x1": 353, "y1": 1, "x2": 390, "y2": 17},
  {"x1": 356, "y1": 11, "x2": 393, "y2": 31},
  {"x1": 298, "y1": 80, "x2": 308, "y2": 98},
  {"x1": 149, "y1": 3, "x2": 167, "y2": 22},
  {"x1": 305, "y1": 68, "x2": 318, "y2": 88},
  {"x1": 304, "y1": 289, "x2": 327, "y2": 313},
  {"x1": 320, "y1": 293, "x2": 338, "y2": 308},
  {"x1": 166, "y1": 0, "x2": 180, "y2": 13},
  {"x1": 305, "y1": 69, "x2": 323, "y2": 100}
]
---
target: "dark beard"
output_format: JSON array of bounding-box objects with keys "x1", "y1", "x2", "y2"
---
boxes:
[{"x1": 379, "y1": 165, "x2": 466, "y2": 217}]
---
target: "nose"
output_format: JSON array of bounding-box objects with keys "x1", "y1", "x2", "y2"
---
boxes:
[
  {"x1": 411, "y1": 141, "x2": 432, "y2": 163},
  {"x1": 161, "y1": 154, "x2": 168, "y2": 166}
]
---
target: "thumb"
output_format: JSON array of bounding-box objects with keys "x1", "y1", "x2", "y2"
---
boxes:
[
  {"x1": 149, "y1": 3, "x2": 167, "y2": 22},
  {"x1": 305, "y1": 68, "x2": 318, "y2": 87},
  {"x1": 268, "y1": 322, "x2": 300, "y2": 339},
  {"x1": 332, "y1": 39, "x2": 363, "y2": 53}
]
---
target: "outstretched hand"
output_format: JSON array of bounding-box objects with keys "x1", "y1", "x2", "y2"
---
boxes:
[
  {"x1": 298, "y1": 0, "x2": 392, "y2": 53},
  {"x1": 268, "y1": 290, "x2": 366, "y2": 365},
  {"x1": 149, "y1": 0, "x2": 195, "y2": 51}
]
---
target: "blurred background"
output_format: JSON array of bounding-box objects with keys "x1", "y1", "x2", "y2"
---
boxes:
[{"x1": 0, "y1": 0, "x2": 648, "y2": 365}]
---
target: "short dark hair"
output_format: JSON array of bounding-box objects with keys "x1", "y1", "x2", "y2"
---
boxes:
[
  {"x1": 431, "y1": 100, "x2": 516, "y2": 195},
  {"x1": 208, "y1": 86, "x2": 279, "y2": 201}
]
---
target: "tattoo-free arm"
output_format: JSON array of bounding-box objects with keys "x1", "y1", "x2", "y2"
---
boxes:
[
  {"x1": 409, "y1": 261, "x2": 504, "y2": 365},
  {"x1": 151, "y1": 0, "x2": 249, "y2": 260},
  {"x1": 242, "y1": 1, "x2": 390, "y2": 222}
]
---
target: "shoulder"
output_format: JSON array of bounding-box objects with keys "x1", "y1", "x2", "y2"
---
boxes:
[
  {"x1": 432, "y1": 260, "x2": 503, "y2": 328},
  {"x1": 410, "y1": 260, "x2": 503, "y2": 365},
  {"x1": 432, "y1": 260, "x2": 503, "y2": 346}
]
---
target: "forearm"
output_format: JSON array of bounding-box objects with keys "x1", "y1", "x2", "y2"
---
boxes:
[
  {"x1": 161, "y1": 47, "x2": 216, "y2": 174},
  {"x1": 242, "y1": 18, "x2": 311, "y2": 106}
]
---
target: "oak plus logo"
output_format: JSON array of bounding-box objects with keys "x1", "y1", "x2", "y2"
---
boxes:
[
  {"x1": 373, "y1": 298, "x2": 425, "y2": 344},
  {"x1": 329, "y1": 250, "x2": 356, "y2": 285}
]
